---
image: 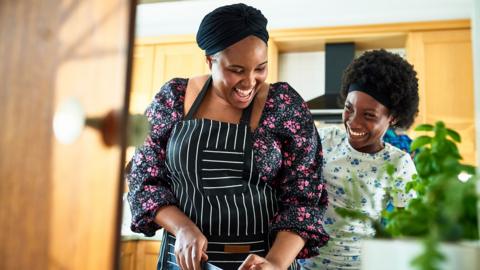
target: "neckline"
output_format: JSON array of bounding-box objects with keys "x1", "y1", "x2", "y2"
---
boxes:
[
  {"x1": 184, "y1": 76, "x2": 256, "y2": 126},
  {"x1": 181, "y1": 78, "x2": 274, "y2": 134},
  {"x1": 344, "y1": 136, "x2": 388, "y2": 157}
]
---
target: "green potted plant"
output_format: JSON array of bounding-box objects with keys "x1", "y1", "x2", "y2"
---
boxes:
[{"x1": 336, "y1": 121, "x2": 480, "y2": 270}]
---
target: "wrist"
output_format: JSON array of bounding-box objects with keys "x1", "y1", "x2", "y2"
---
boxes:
[
  {"x1": 265, "y1": 254, "x2": 288, "y2": 270},
  {"x1": 174, "y1": 222, "x2": 198, "y2": 236}
]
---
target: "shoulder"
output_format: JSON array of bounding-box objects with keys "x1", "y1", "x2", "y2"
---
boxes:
[
  {"x1": 146, "y1": 78, "x2": 187, "y2": 126},
  {"x1": 384, "y1": 143, "x2": 417, "y2": 176},
  {"x1": 267, "y1": 82, "x2": 307, "y2": 108},
  {"x1": 317, "y1": 126, "x2": 346, "y2": 148},
  {"x1": 263, "y1": 82, "x2": 313, "y2": 129},
  {"x1": 153, "y1": 78, "x2": 188, "y2": 101},
  {"x1": 262, "y1": 82, "x2": 318, "y2": 137}
]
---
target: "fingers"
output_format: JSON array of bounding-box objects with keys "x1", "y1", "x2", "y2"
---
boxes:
[
  {"x1": 175, "y1": 247, "x2": 188, "y2": 270},
  {"x1": 238, "y1": 254, "x2": 265, "y2": 270},
  {"x1": 174, "y1": 225, "x2": 210, "y2": 270},
  {"x1": 191, "y1": 245, "x2": 202, "y2": 270},
  {"x1": 176, "y1": 241, "x2": 208, "y2": 270},
  {"x1": 201, "y1": 251, "x2": 209, "y2": 261}
]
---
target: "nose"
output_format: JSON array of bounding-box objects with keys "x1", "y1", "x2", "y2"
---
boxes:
[
  {"x1": 346, "y1": 111, "x2": 362, "y2": 128},
  {"x1": 241, "y1": 72, "x2": 256, "y2": 89}
]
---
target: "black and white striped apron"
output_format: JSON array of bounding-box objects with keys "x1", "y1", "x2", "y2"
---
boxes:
[{"x1": 158, "y1": 77, "x2": 299, "y2": 270}]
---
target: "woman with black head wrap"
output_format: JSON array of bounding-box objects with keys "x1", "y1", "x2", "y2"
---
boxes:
[{"x1": 126, "y1": 3, "x2": 329, "y2": 270}]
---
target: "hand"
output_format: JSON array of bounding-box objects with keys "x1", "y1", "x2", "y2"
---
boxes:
[
  {"x1": 238, "y1": 254, "x2": 282, "y2": 270},
  {"x1": 174, "y1": 225, "x2": 208, "y2": 270}
]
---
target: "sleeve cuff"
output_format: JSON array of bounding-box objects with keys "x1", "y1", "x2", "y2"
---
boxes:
[{"x1": 270, "y1": 206, "x2": 330, "y2": 258}]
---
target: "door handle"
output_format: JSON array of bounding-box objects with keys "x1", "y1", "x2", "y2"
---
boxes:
[{"x1": 53, "y1": 97, "x2": 149, "y2": 147}]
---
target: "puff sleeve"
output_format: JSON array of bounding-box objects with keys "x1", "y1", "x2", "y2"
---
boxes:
[
  {"x1": 126, "y1": 78, "x2": 186, "y2": 236},
  {"x1": 268, "y1": 83, "x2": 330, "y2": 258}
]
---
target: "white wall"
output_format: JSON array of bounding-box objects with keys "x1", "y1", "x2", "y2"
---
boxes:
[{"x1": 136, "y1": 0, "x2": 472, "y2": 37}]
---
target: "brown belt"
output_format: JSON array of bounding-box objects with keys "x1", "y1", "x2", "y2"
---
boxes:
[{"x1": 223, "y1": 244, "x2": 250, "y2": 253}]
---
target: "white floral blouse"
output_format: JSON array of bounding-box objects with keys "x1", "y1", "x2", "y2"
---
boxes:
[{"x1": 299, "y1": 127, "x2": 417, "y2": 270}]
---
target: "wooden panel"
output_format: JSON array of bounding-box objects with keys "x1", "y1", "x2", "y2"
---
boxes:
[
  {"x1": 131, "y1": 45, "x2": 155, "y2": 114},
  {"x1": 144, "y1": 241, "x2": 162, "y2": 270},
  {"x1": 121, "y1": 241, "x2": 138, "y2": 270},
  {"x1": 135, "y1": 241, "x2": 161, "y2": 270},
  {"x1": 152, "y1": 43, "x2": 208, "y2": 92},
  {"x1": 0, "y1": 0, "x2": 134, "y2": 270},
  {"x1": 0, "y1": 1, "x2": 56, "y2": 269},
  {"x1": 407, "y1": 29, "x2": 475, "y2": 164},
  {"x1": 269, "y1": 19, "x2": 469, "y2": 52},
  {"x1": 267, "y1": 39, "x2": 278, "y2": 83}
]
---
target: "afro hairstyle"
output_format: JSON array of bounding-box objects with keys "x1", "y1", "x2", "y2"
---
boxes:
[{"x1": 340, "y1": 49, "x2": 419, "y2": 129}]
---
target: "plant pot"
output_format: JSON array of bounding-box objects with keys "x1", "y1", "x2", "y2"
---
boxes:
[{"x1": 361, "y1": 239, "x2": 480, "y2": 270}]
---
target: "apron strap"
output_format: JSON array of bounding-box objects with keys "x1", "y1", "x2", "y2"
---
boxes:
[
  {"x1": 184, "y1": 76, "x2": 256, "y2": 127},
  {"x1": 184, "y1": 76, "x2": 212, "y2": 120},
  {"x1": 239, "y1": 99, "x2": 254, "y2": 126}
]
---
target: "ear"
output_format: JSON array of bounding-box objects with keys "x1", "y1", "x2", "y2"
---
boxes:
[
  {"x1": 389, "y1": 116, "x2": 397, "y2": 127},
  {"x1": 206, "y1": 55, "x2": 213, "y2": 70}
]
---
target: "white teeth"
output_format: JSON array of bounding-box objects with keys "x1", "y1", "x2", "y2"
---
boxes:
[
  {"x1": 349, "y1": 128, "x2": 367, "y2": 137},
  {"x1": 234, "y1": 87, "x2": 254, "y2": 98}
]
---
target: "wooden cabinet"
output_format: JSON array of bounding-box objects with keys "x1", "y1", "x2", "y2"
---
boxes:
[
  {"x1": 152, "y1": 43, "x2": 210, "y2": 89},
  {"x1": 120, "y1": 240, "x2": 161, "y2": 270},
  {"x1": 130, "y1": 41, "x2": 208, "y2": 114},
  {"x1": 131, "y1": 45, "x2": 155, "y2": 114},
  {"x1": 407, "y1": 29, "x2": 475, "y2": 164}
]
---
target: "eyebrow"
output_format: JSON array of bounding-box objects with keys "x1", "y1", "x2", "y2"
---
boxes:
[
  {"x1": 345, "y1": 101, "x2": 379, "y2": 113},
  {"x1": 228, "y1": 61, "x2": 268, "y2": 68}
]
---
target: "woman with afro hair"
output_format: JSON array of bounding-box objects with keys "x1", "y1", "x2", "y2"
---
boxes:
[{"x1": 299, "y1": 49, "x2": 419, "y2": 270}]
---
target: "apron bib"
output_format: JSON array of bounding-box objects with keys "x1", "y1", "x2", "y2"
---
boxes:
[{"x1": 158, "y1": 77, "x2": 297, "y2": 270}]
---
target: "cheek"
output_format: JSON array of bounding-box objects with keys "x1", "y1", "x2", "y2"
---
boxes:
[
  {"x1": 257, "y1": 70, "x2": 268, "y2": 82},
  {"x1": 342, "y1": 110, "x2": 348, "y2": 121},
  {"x1": 373, "y1": 121, "x2": 390, "y2": 136},
  {"x1": 219, "y1": 72, "x2": 239, "y2": 86}
]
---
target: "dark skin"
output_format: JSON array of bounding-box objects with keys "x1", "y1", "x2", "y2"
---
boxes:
[
  {"x1": 155, "y1": 36, "x2": 306, "y2": 270},
  {"x1": 343, "y1": 91, "x2": 395, "y2": 153}
]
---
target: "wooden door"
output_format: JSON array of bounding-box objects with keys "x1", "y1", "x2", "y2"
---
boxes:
[
  {"x1": 407, "y1": 29, "x2": 475, "y2": 165},
  {"x1": 0, "y1": 1, "x2": 135, "y2": 269}
]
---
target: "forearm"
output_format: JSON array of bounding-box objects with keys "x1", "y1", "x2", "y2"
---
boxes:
[
  {"x1": 266, "y1": 231, "x2": 306, "y2": 269},
  {"x1": 154, "y1": 205, "x2": 199, "y2": 236}
]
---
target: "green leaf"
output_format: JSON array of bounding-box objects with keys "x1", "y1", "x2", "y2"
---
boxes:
[
  {"x1": 385, "y1": 163, "x2": 395, "y2": 176},
  {"x1": 411, "y1": 136, "x2": 432, "y2": 151},
  {"x1": 334, "y1": 207, "x2": 370, "y2": 221},
  {"x1": 434, "y1": 122, "x2": 447, "y2": 140},
  {"x1": 415, "y1": 124, "x2": 434, "y2": 132},
  {"x1": 446, "y1": 128, "x2": 461, "y2": 143}
]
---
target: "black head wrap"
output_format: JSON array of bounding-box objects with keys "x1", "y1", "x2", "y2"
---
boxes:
[{"x1": 196, "y1": 3, "x2": 269, "y2": 55}]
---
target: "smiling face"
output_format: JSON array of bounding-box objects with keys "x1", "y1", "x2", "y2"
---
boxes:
[
  {"x1": 207, "y1": 35, "x2": 268, "y2": 109},
  {"x1": 343, "y1": 91, "x2": 394, "y2": 153}
]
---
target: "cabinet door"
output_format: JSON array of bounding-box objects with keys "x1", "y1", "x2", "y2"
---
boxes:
[
  {"x1": 120, "y1": 241, "x2": 137, "y2": 270},
  {"x1": 131, "y1": 45, "x2": 155, "y2": 114},
  {"x1": 267, "y1": 40, "x2": 279, "y2": 83},
  {"x1": 407, "y1": 29, "x2": 475, "y2": 164},
  {"x1": 143, "y1": 241, "x2": 162, "y2": 270},
  {"x1": 152, "y1": 43, "x2": 209, "y2": 92},
  {"x1": 134, "y1": 240, "x2": 161, "y2": 270}
]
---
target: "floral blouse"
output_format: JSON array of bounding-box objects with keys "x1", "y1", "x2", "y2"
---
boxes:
[
  {"x1": 299, "y1": 127, "x2": 416, "y2": 269},
  {"x1": 126, "y1": 78, "x2": 329, "y2": 258}
]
